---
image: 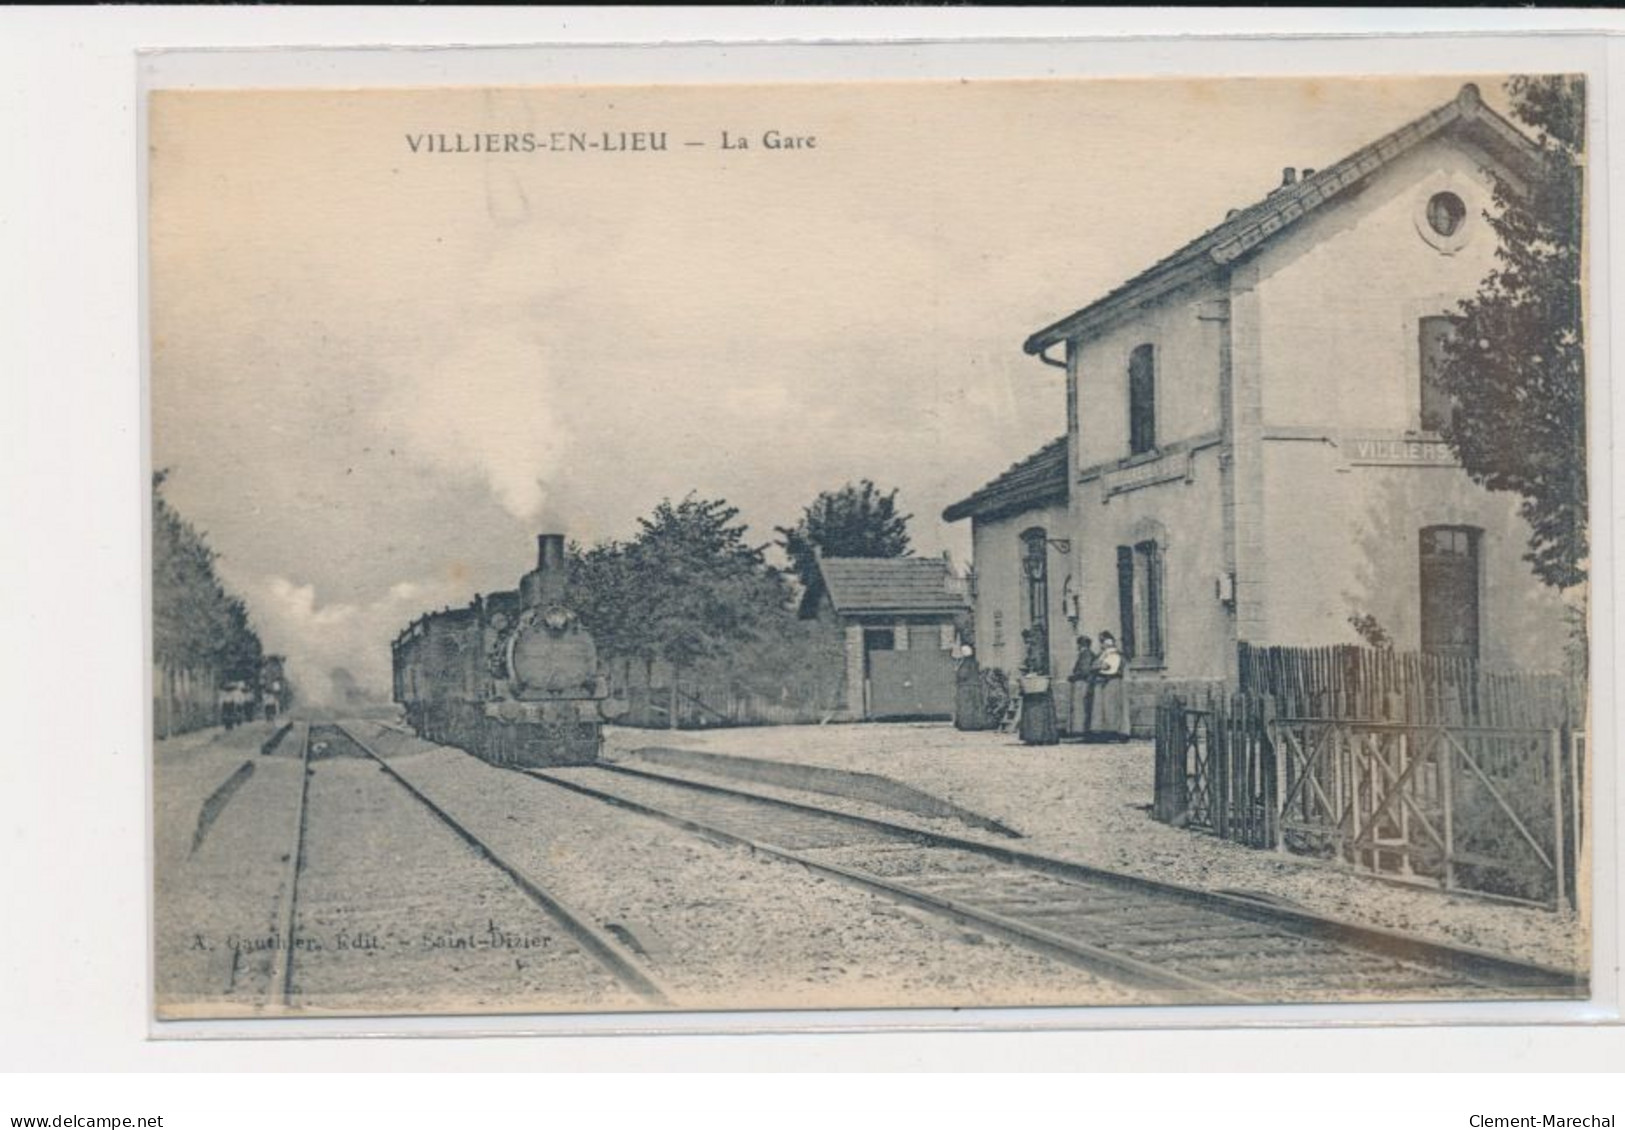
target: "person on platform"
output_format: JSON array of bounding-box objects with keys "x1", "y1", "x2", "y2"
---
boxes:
[
  {"x1": 1090, "y1": 631, "x2": 1128, "y2": 741},
  {"x1": 1067, "y1": 635, "x2": 1097, "y2": 738},
  {"x1": 1017, "y1": 627, "x2": 1059, "y2": 745},
  {"x1": 953, "y1": 643, "x2": 991, "y2": 732}
]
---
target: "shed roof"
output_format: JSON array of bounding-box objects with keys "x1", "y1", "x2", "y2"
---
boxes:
[
  {"x1": 816, "y1": 556, "x2": 968, "y2": 617},
  {"x1": 942, "y1": 437, "x2": 1068, "y2": 523},
  {"x1": 1024, "y1": 84, "x2": 1540, "y2": 354}
]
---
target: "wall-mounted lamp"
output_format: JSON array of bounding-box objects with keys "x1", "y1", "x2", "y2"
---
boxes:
[{"x1": 1021, "y1": 546, "x2": 1046, "y2": 583}]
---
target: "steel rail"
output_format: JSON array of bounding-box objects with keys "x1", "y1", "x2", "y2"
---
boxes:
[
  {"x1": 539, "y1": 761, "x2": 1586, "y2": 999},
  {"x1": 333, "y1": 724, "x2": 672, "y2": 1008},
  {"x1": 527, "y1": 766, "x2": 1253, "y2": 1003},
  {"x1": 266, "y1": 721, "x2": 313, "y2": 1009}
]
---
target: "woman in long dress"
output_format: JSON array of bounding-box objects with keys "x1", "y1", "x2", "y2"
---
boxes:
[
  {"x1": 1017, "y1": 628, "x2": 1059, "y2": 745},
  {"x1": 1091, "y1": 632, "x2": 1128, "y2": 741},
  {"x1": 953, "y1": 645, "x2": 991, "y2": 731}
]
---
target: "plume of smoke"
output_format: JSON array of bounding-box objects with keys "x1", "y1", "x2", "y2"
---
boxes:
[
  {"x1": 241, "y1": 573, "x2": 471, "y2": 710},
  {"x1": 386, "y1": 310, "x2": 569, "y2": 521}
]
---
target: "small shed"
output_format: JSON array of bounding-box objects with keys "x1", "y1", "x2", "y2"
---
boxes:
[{"x1": 811, "y1": 555, "x2": 969, "y2": 720}]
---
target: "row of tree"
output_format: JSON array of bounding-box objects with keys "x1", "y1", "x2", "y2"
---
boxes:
[
  {"x1": 566, "y1": 482, "x2": 915, "y2": 712},
  {"x1": 152, "y1": 470, "x2": 269, "y2": 690}
]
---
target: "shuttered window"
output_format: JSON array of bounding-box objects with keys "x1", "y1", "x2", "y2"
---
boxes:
[
  {"x1": 1116, "y1": 541, "x2": 1165, "y2": 663},
  {"x1": 1137, "y1": 541, "x2": 1164, "y2": 661},
  {"x1": 1116, "y1": 546, "x2": 1136, "y2": 660},
  {"x1": 1420, "y1": 316, "x2": 1458, "y2": 433},
  {"x1": 1129, "y1": 344, "x2": 1157, "y2": 455}
]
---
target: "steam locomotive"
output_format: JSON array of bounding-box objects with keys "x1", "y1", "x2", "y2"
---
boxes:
[{"x1": 391, "y1": 534, "x2": 624, "y2": 766}]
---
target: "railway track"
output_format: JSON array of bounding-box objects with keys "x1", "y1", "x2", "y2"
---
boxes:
[
  {"x1": 527, "y1": 761, "x2": 1586, "y2": 1006},
  {"x1": 266, "y1": 724, "x2": 669, "y2": 1012}
]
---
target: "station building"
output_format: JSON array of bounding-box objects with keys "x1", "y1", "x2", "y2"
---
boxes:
[{"x1": 945, "y1": 84, "x2": 1576, "y2": 735}]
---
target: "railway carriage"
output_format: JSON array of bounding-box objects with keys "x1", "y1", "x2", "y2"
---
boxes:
[{"x1": 392, "y1": 534, "x2": 625, "y2": 766}]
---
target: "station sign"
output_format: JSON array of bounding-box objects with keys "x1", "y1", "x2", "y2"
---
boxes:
[{"x1": 1345, "y1": 435, "x2": 1459, "y2": 467}]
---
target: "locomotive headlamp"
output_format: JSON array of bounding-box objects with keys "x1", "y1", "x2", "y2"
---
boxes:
[{"x1": 541, "y1": 607, "x2": 573, "y2": 632}]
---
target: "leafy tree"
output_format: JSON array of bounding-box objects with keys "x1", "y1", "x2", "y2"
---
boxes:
[
  {"x1": 1435, "y1": 76, "x2": 1586, "y2": 589},
  {"x1": 775, "y1": 480, "x2": 913, "y2": 615},
  {"x1": 634, "y1": 494, "x2": 789, "y2": 676},
  {"x1": 570, "y1": 500, "x2": 857, "y2": 724},
  {"x1": 567, "y1": 538, "x2": 654, "y2": 674}
]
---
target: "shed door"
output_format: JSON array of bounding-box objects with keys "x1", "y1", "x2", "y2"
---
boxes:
[{"x1": 868, "y1": 650, "x2": 955, "y2": 719}]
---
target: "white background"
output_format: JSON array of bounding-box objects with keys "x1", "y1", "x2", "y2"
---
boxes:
[{"x1": 3, "y1": 5, "x2": 1623, "y2": 1113}]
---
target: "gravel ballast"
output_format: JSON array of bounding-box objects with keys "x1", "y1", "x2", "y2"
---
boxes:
[
  {"x1": 353, "y1": 723, "x2": 1155, "y2": 1011},
  {"x1": 603, "y1": 722, "x2": 1588, "y2": 975},
  {"x1": 288, "y1": 747, "x2": 642, "y2": 1016}
]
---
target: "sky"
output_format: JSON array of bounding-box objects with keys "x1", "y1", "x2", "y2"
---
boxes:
[{"x1": 148, "y1": 75, "x2": 1515, "y2": 702}]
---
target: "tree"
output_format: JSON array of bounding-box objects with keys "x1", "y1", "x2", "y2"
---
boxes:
[
  {"x1": 1435, "y1": 76, "x2": 1586, "y2": 590},
  {"x1": 152, "y1": 470, "x2": 267, "y2": 733},
  {"x1": 567, "y1": 538, "x2": 654, "y2": 674},
  {"x1": 775, "y1": 480, "x2": 913, "y2": 616},
  {"x1": 634, "y1": 494, "x2": 788, "y2": 678},
  {"x1": 568, "y1": 495, "x2": 793, "y2": 727}
]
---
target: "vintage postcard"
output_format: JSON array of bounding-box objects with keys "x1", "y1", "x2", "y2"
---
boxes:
[{"x1": 148, "y1": 74, "x2": 1593, "y2": 1021}]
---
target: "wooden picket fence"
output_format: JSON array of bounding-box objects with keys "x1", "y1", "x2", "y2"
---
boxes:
[{"x1": 1237, "y1": 643, "x2": 1581, "y2": 728}]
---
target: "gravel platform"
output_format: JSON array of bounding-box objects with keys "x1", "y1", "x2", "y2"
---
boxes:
[{"x1": 153, "y1": 723, "x2": 303, "y2": 1018}]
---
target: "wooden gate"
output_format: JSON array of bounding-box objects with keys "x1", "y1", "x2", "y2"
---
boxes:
[
  {"x1": 1153, "y1": 694, "x2": 1584, "y2": 909},
  {"x1": 1273, "y1": 717, "x2": 1579, "y2": 907},
  {"x1": 1153, "y1": 695, "x2": 1277, "y2": 848}
]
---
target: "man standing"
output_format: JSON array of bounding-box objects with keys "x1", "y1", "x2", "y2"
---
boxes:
[{"x1": 1067, "y1": 635, "x2": 1097, "y2": 738}]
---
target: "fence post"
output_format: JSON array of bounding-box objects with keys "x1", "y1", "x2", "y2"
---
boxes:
[
  {"x1": 1568, "y1": 724, "x2": 1583, "y2": 915},
  {"x1": 1176, "y1": 701, "x2": 1191, "y2": 825},
  {"x1": 1439, "y1": 725, "x2": 1455, "y2": 891},
  {"x1": 1549, "y1": 727, "x2": 1568, "y2": 912},
  {"x1": 1154, "y1": 700, "x2": 1169, "y2": 823},
  {"x1": 1261, "y1": 694, "x2": 1280, "y2": 851},
  {"x1": 1267, "y1": 692, "x2": 1280, "y2": 851}
]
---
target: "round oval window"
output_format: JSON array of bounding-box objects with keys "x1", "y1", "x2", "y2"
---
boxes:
[{"x1": 1427, "y1": 191, "x2": 1466, "y2": 237}]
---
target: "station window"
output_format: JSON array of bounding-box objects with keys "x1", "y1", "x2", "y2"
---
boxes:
[
  {"x1": 1426, "y1": 192, "x2": 1467, "y2": 238},
  {"x1": 1419, "y1": 316, "x2": 1459, "y2": 433},
  {"x1": 1116, "y1": 540, "x2": 1165, "y2": 663},
  {"x1": 1129, "y1": 344, "x2": 1156, "y2": 456}
]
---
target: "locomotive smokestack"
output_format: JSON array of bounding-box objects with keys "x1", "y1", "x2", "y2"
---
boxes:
[
  {"x1": 522, "y1": 533, "x2": 569, "y2": 608},
  {"x1": 537, "y1": 534, "x2": 566, "y2": 574}
]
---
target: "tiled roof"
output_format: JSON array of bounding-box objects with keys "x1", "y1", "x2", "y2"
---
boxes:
[
  {"x1": 942, "y1": 437, "x2": 1068, "y2": 523},
  {"x1": 1024, "y1": 84, "x2": 1539, "y2": 353},
  {"x1": 817, "y1": 556, "x2": 968, "y2": 616}
]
